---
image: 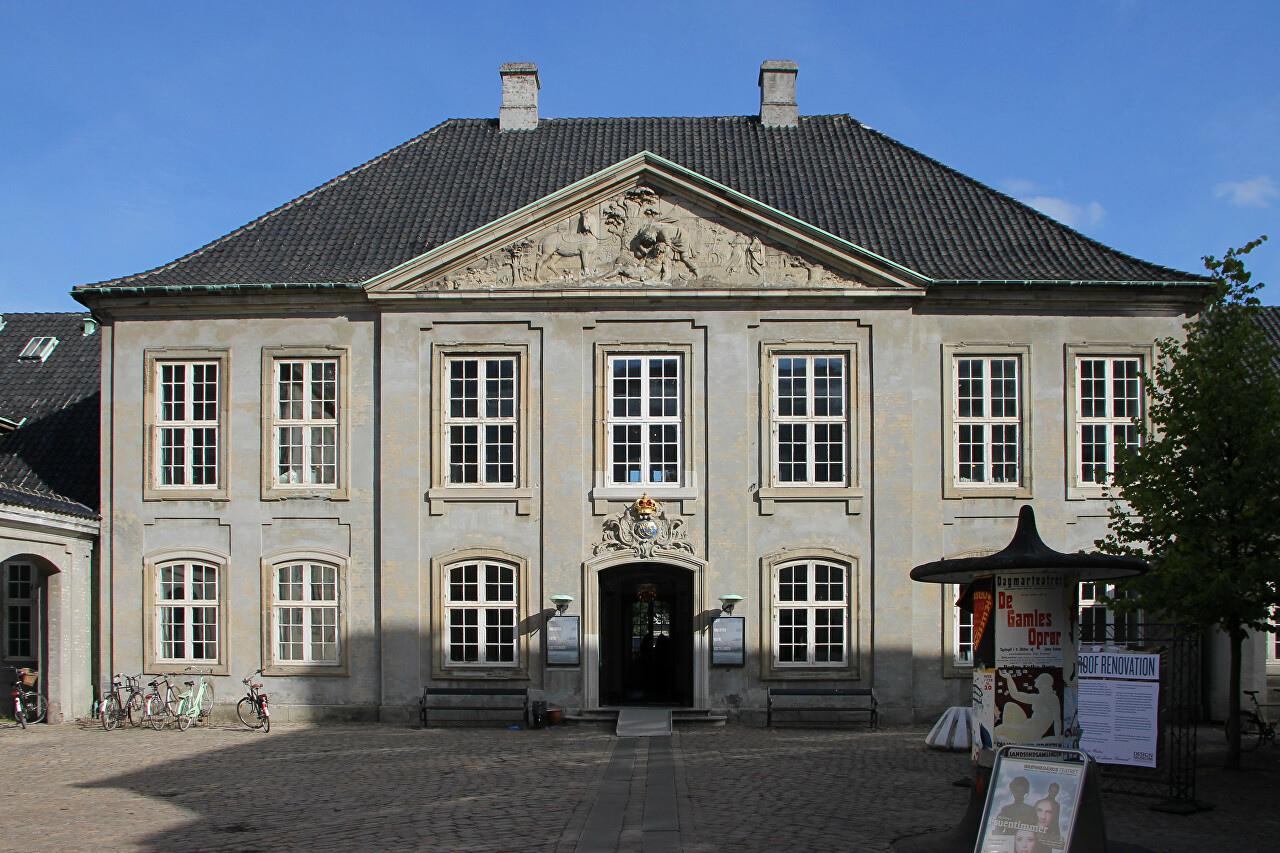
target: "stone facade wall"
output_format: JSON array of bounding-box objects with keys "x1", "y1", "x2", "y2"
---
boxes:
[{"x1": 98, "y1": 291, "x2": 1192, "y2": 723}]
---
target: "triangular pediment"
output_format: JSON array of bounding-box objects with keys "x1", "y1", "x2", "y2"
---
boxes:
[{"x1": 365, "y1": 152, "x2": 928, "y2": 296}]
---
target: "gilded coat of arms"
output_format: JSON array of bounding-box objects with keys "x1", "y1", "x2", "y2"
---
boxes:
[{"x1": 594, "y1": 494, "x2": 694, "y2": 559}]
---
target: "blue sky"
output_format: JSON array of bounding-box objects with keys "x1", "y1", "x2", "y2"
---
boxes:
[{"x1": 2, "y1": 1, "x2": 1276, "y2": 312}]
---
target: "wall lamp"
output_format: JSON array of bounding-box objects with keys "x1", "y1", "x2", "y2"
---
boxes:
[
  {"x1": 718, "y1": 594, "x2": 744, "y2": 615},
  {"x1": 550, "y1": 594, "x2": 574, "y2": 615}
]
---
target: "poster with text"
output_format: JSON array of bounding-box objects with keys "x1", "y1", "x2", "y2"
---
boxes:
[
  {"x1": 1078, "y1": 651, "x2": 1160, "y2": 768},
  {"x1": 977, "y1": 753, "x2": 1082, "y2": 853},
  {"x1": 995, "y1": 574, "x2": 1065, "y2": 668},
  {"x1": 972, "y1": 668, "x2": 996, "y2": 762},
  {"x1": 994, "y1": 574, "x2": 1066, "y2": 746}
]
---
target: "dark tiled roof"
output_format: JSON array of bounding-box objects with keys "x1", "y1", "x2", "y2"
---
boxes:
[
  {"x1": 1254, "y1": 306, "x2": 1280, "y2": 350},
  {"x1": 0, "y1": 313, "x2": 99, "y2": 518},
  {"x1": 1254, "y1": 306, "x2": 1280, "y2": 373},
  {"x1": 79, "y1": 115, "x2": 1201, "y2": 292}
]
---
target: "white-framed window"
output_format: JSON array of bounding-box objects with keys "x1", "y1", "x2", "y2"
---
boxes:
[
  {"x1": 952, "y1": 586, "x2": 974, "y2": 668},
  {"x1": 272, "y1": 562, "x2": 340, "y2": 665},
  {"x1": 1079, "y1": 582, "x2": 1142, "y2": 646},
  {"x1": 773, "y1": 559, "x2": 849, "y2": 667},
  {"x1": 444, "y1": 355, "x2": 518, "y2": 485},
  {"x1": 1076, "y1": 356, "x2": 1142, "y2": 485},
  {"x1": 155, "y1": 562, "x2": 220, "y2": 664},
  {"x1": 954, "y1": 356, "x2": 1021, "y2": 486},
  {"x1": 445, "y1": 561, "x2": 518, "y2": 666},
  {"x1": 607, "y1": 355, "x2": 682, "y2": 486},
  {"x1": 772, "y1": 354, "x2": 848, "y2": 485},
  {"x1": 1268, "y1": 606, "x2": 1279, "y2": 674},
  {"x1": 155, "y1": 362, "x2": 220, "y2": 488},
  {"x1": 3, "y1": 562, "x2": 36, "y2": 660},
  {"x1": 273, "y1": 359, "x2": 339, "y2": 487}
]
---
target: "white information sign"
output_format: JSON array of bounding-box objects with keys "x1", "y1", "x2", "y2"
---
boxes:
[{"x1": 1078, "y1": 651, "x2": 1160, "y2": 768}]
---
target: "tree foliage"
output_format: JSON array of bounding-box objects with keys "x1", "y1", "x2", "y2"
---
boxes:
[
  {"x1": 1099, "y1": 237, "x2": 1278, "y2": 766},
  {"x1": 1101, "y1": 237, "x2": 1280, "y2": 636}
]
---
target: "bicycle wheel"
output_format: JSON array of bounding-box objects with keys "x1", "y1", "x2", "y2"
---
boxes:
[
  {"x1": 165, "y1": 686, "x2": 182, "y2": 716},
  {"x1": 176, "y1": 710, "x2": 192, "y2": 732},
  {"x1": 1237, "y1": 711, "x2": 1264, "y2": 752},
  {"x1": 14, "y1": 695, "x2": 25, "y2": 729},
  {"x1": 126, "y1": 691, "x2": 145, "y2": 727},
  {"x1": 237, "y1": 696, "x2": 262, "y2": 729},
  {"x1": 261, "y1": 704, "x2": 269, "y2": 733},
  {"x1": 199, "y1": 684, "x2": 215, "y2": 719},
  {"x1": 101, "y1": 694, "x2": 122, "y2": 731},
  {"x1": 24, "y1": 692, "x2": 47, "y2": 724},
  {"x1": 146, "y1": 695, "x2": 166, "y2": 730}
]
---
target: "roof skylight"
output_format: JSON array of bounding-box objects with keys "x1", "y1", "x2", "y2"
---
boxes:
[{"x1": 18, "y1": 336, "x2": 58, "y2": 362}]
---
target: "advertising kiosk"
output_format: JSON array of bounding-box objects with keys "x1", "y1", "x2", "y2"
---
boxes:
[{"x1": 895, "y1": 506, "x2": 1147, "y2": 853}]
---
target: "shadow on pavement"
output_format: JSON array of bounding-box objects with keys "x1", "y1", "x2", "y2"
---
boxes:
[{"x1": 79, "y1": 723, "x2": 613, "y2": 852}]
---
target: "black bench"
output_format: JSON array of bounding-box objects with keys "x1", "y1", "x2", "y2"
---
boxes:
[
  {"x1": 419, "y1": 686, "x2": 530, "y2": 728},
  {"x1": 766, "y1": 687, "x2": 878, "y2": 728}
]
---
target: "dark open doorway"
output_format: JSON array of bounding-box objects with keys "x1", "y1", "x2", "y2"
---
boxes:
[{"x1": 598, "y1": 563, "x2": 693, "y2": 706}]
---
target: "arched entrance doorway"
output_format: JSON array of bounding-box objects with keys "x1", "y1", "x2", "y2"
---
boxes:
[{"x1": 598, "y1": 563, "x2": 694, "y2": 706}]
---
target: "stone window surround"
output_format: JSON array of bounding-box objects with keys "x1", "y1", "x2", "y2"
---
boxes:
[
  {"x1": 1064, "y1": 343, "x2": 1152, "y2": 501},
  {"x1": 758, "y1": 340, "x2": 863, "y2": 515},
  {"x1": 590, "y1": 339, "x2": 699, "y2": 515},
  {"x1": 942, "y1": 343, "x2": 1033, "y2": 500},
  {"x1": 429, "y1": 547, "x2": 532, "y2": 681},
  {"x1": 260, "y1": 345, "x2": 352, "y2": 501},
  {"x1": 142, "y1": 547, "x2": 230, "y2": 676},
  {"x1": 260, "y1": 547, "x2": 351, "y2": 677},
  {"x1": 759, "y1": 547, "x2": 861, "y2": 681},
  {"x1": 143, "y1": 348, "x2": 231, "y2": 501},
  {"x1": 426, "y1": 341, "x2": 534, "y2": 516}
]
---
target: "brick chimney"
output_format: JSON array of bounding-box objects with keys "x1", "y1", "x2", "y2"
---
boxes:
[
  {"x1": 759, "y1": 60, "x2": 798, "y2": 127},
  {"x1": 499, "y1": 63, "x2": 540, "y2": 131}
]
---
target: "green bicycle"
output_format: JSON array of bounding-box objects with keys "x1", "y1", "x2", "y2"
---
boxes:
[{"x1": 171, "y1": 667, "x2": 215, "y2": 731}]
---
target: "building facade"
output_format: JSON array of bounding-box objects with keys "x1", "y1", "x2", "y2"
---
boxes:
[
  {"x1": 75, "y1": 63, "x2": 1212, "y2": 724},
  {"x1": 0, "y1": 312, "x2": 100, "y2": 722}
]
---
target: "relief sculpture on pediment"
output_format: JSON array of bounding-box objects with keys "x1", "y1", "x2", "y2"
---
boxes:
[{"x1": 428, "y1": 186, "x2": 866, "y2": 291}]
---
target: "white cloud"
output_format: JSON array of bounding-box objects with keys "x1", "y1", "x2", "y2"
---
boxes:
[
  {"x1": 1214, "y1": 175, "x2": 1278, "y2": 208},
  {"x1": 1024, "y1": 196, "x2": 1107, "y2": 230}
]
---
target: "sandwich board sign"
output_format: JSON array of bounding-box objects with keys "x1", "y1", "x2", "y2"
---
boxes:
[{"x1": 975, "y1": 746, "x2": 1105, "y2": 853}]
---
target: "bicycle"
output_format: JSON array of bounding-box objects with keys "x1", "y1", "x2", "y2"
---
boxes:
[
  {"x1": 171, "y1": 667, "x2": 215, "y2": 731},
  {"x1": 1230, "y1": 690, "x2": 1277, "y2": 751},
  {"x1": 12, "y1": 668, "x2": 47, "y2": 728},
  {"x1": 236, "y1": 668, "x2": 270, "y2": 732},
  {"x1": 143, "y1": 673, "x2": 182, "y2": 730},
  {"x1": 97, "y1": 673, "x2": 144, "y2": 730}
]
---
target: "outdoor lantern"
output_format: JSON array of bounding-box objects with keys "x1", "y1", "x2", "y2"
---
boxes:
[
  {"x1": 549, "y1": 594, "x2": 574, "y2": 614},
  {"x1": 718, "y1": 593, "x2": 744, "y2": 615}
]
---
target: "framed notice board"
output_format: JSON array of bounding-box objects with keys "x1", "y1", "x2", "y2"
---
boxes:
[
  {"x1": 547, "y1": 616, "x2": 580, "y2": 666},
  {"x1": 711, "y1": 616, "x2": 745, "y2": 666}
]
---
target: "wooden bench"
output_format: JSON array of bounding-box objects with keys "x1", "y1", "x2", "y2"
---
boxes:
[
  {"x1": 766, "y1": 687, "x2": 878, "y2": 728},
  {"x1": 419, "y1": 686, "x2": 530, "y2": 728}
]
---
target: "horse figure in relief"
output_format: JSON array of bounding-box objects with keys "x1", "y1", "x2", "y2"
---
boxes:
[{"x1": 534, "y1": 211, "x2": 600, "y2": 282}]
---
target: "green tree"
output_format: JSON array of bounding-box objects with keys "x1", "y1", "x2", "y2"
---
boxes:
[{"x1": 1099, "y1": 237, "x2": 1280, "y2": 769}]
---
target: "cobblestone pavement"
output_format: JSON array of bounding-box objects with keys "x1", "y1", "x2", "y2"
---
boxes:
[{"x1": 0, "y1": 718, "x2": 1276, "y2": 852}]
